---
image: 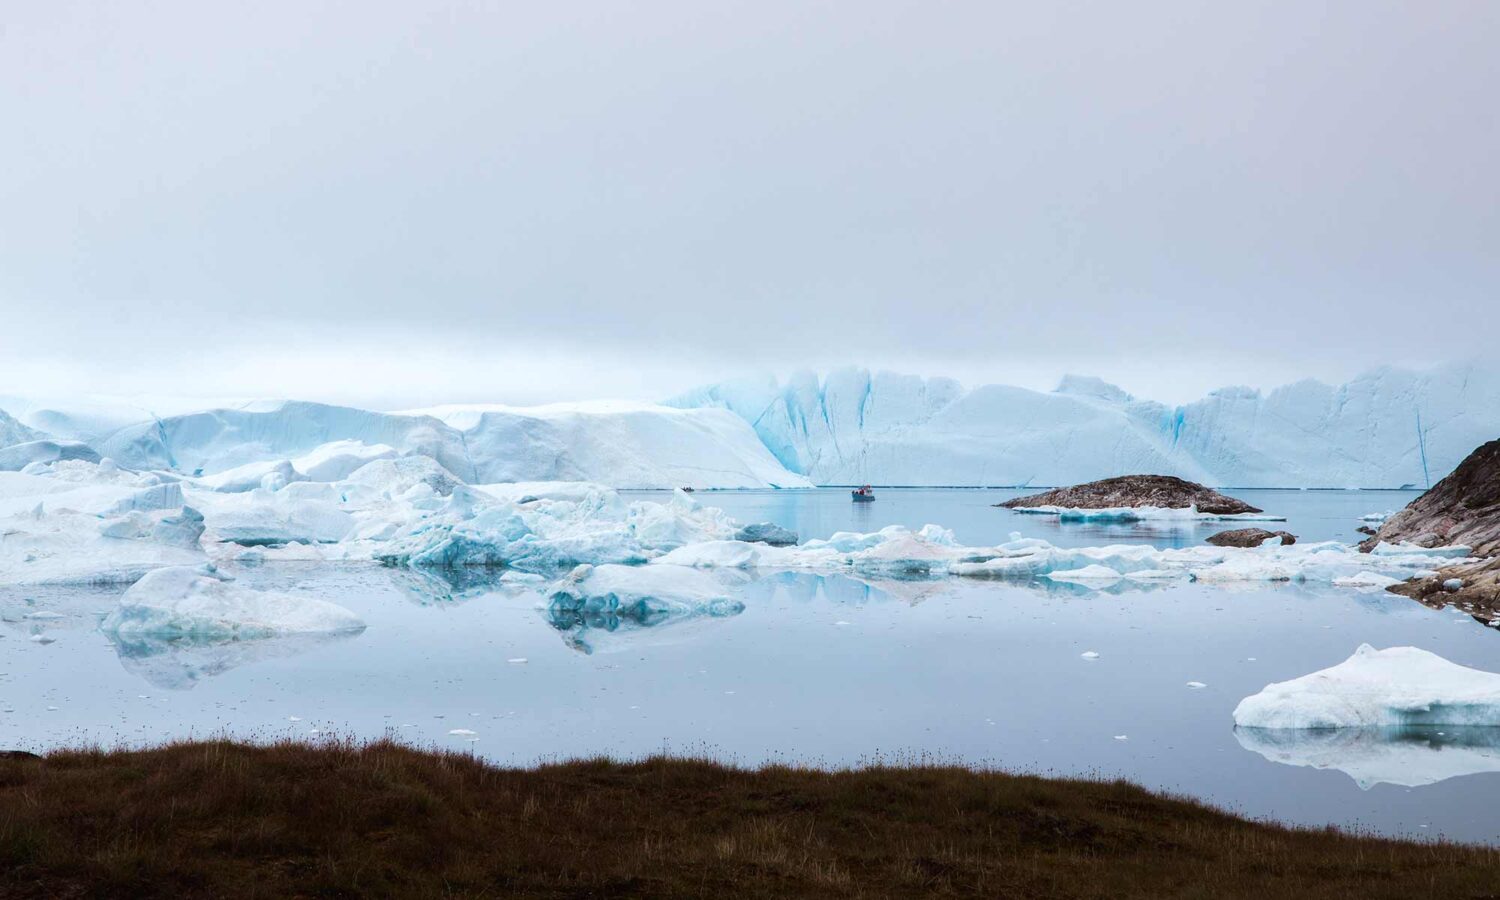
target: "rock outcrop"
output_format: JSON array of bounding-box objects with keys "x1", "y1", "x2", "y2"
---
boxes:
[
  {"x1": 1363, "y1": 439, "x2": 1500, "y2": 618},
  {"x1": 998, "y1": 475, "x2": 1262, "y2": 515},
  {"x1": 1206, "y1": 528, "x2": 1297, "y2": 548}
]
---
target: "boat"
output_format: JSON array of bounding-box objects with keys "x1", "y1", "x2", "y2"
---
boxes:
[{"x1": 851, "y1": 485, "x2": 876, "y2": 502}]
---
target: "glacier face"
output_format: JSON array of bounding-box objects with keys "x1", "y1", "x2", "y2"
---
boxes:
[
  {"x1": 84, "y1": 399, "x2": 811, "y2": 489},
  {"x1": 668, "y1": 362, "x2": 1500, "y2": 488}
]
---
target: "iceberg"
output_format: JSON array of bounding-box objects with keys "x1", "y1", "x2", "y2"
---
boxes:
[
  {"x1": 0, "y1": 440, "x2": 102, "y2": 472},
  {"x1": 378, "y1": 486, "x2": 737, "y2": 572},
  {"x1": 1234, "y1": 725, "x2": 1500, "y2": 789},
  {"x1": 1233, "y1": 645, "x2": 1500, "y2": 729},
  {"x1": 89, "y1": 399, "x2": 810, "y2": 489},
  {"x1": 100, "y1": 566, "x2": 366, "y2": 639},
  {"x1": 544, "y1": 563, "x2": 746, "y2": 654},
  {"x1": 669, "y1": 362, "x2": 1500, "y2": 488}
]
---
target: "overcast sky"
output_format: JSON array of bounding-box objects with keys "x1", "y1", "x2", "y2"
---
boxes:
[{"x1": 2, "y1": 1, "x2": 1496, "y2": 409}]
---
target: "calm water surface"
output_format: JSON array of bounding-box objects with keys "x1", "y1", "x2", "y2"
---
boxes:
[{"x1": 5, "y1": 488, "x2": 1499, "y2": 844}]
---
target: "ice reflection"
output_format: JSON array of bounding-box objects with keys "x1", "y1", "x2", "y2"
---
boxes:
[
  {"x1": 109, "y1": 630, "x2": 364, "y2": 691},
  {"x1": 1235, "y1": 725, "x2": 1500, "y2": 789}
]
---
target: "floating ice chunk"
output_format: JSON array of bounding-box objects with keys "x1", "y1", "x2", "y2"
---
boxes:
[
  {"x1": 1332, "y1": 572, "x2": 1401, "y2": 590},
  {"x1": 507, "y1": 658, "x2": 527, "y2": 664},
  {"x1": 1113, "y1": 735, "x2": 1128, "y2": 741},
  {"x1": 1368, "y1": 541, "x2": 1471, "y2": 558},
  {"x1": 195, "y1": 460, "x2": 306, "y2": 494},
  {"x1": 732, "y1": 522, "x2": 799, "y2": 546},
  {"x1": 100, "y1": 566, "x2": 365, "y2": 639},
  {"x1": 544, "y1": 564, "x2": 745, "y2": 654},
  {"x1": 448, "y1": 728, "x2": 477, "y2": 736},
  {"x1": 1046, "y1": 565, "x2": 1123, "y2": 584},
  {"x1": 1080, "y1": 650, "x2": 1100, "y2": 660},
  {"x1": 1361, "y1": 511, "x2": 1395, "y2": 523},
  {"x1": 206, "y1": 492, "x2": 354, "y2": 546},
  {"x1": 1186, "y1": 681, "x2": 1207, "y2": 689},
  {"x1": 1233, "y1": 645, "x2": 1500, "y2": 729},
  {"x1": 547, "y1": 564, "x2": 742, "y2": 616}
]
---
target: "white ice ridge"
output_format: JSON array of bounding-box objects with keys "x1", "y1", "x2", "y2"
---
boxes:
[
  {"x1": 1233, "y1": 645, "x2": 1500, "y2": 729},
  {"x1": 1007, "y1": 505, "x2": 1287, "y2": 522},
  {"x1": 652, "y1": 528, "x2": 1463, "y2": 586},
  {"x1": 667, "y1": 361, "x2": 1500, "y2": 488},
  {"x1": 101, "y1": 566, "x2": 365, "y2": 639},
  {"x1": 79, "y1": 399, "x2": 809, "y2": 489}
]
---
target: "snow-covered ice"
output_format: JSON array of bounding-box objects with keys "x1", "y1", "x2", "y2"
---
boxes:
[{"x1": 1233, "y1": 645, "x2": 1500, "y2": 729}]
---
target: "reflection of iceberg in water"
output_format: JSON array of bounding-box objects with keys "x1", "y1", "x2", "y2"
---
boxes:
[
  {"x1": 109, "y1": 630, "x2": 364, "y2": 690},
  {"x1": 1235, "y1": 726, "x2": 1500, "y2": 789},
  {"x1": 544, "y1": 564, "x2": 747, "y2": 654},
  {"x1": 385, "y1": 564, "x2": 541, "y2": 607}
]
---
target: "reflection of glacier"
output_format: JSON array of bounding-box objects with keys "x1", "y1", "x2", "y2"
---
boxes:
[
  {"x1": 109, "y1": 630, "x2": 363, "y2": 690},
  {"x1": 1235, "y1": 726, "x2": 1500, "y2": 789}
]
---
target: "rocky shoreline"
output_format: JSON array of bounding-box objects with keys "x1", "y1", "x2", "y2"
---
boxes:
[
  {"x1": 998, "y1": 475, "x2": 1262, "y2": 515},
  {"x1": 1363, "y1": 439, "x2": 1500, "y2": 619}
]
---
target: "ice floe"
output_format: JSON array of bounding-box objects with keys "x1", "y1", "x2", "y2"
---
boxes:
[
  {"x1": 100, "y1": 566, "x2": 365, "y2": 639},
  {"x1": 1233, "y1": 645, "x2": 1500, "y2": 729}
]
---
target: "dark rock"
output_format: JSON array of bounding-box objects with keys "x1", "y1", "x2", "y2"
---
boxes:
[
  {"x1": 733, "y1": 522, "x2": 799, "y2": 547},
  {"x1": 1205, "y1": 528, "x2": 1297, "y2": 548},
  {"x1": 1360, "y1": 439, "x2": 1500, "y2": 556},
  {"x1": 1364, "y1": 439, "x2": 1500, "y2": 620},
  {"x1": 1356, "y1": 525, "x2": 1378, "y2": 536},
  {"x1": 997, "y1": 475, "x2": 1262, "y2": 515}
]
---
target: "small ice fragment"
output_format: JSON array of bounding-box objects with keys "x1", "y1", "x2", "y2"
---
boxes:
[
  {"x1": 288, "y1": 716, "x2": 302, "y2": 722},
  {"x1": 1444, "y1": 578, "x2": 1464, "y2": 591},
  {"x1": 507, "y1": 658, "x2": 528, "y2": 664},
  {"x1": 448, "y1": 728, "x2": 477, "y2": 736},
  {"x1": 1186, "y1": 681, "x2": 1207, "y2": 689},
  {"x1": 28, "y1": 635, "x2": 54, "y2": 644},
  {"x1": 1080, "y1": 651, "x2": 1100, "y2": 660},
  {"x1": 47, "y1": 705, "x2": 59, "y2": 710},
  {"x1": 834, "y1": 621, "x2": 852, "y2": 626},
  {"x1": 1113, "y1": 735, "x2": 1128, "y2": 741}
]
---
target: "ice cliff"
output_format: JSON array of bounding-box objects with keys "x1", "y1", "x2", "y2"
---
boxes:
[
  {"x1": 85, "y1": 400, "x2": 811, "y2": 489},
  {"x1": 668, "y1": 362, "x2": 1500, "y2": 488}
]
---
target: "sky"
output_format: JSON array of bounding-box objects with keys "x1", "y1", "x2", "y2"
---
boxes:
[{"x1": 2, "y1": 1, "x2": 1496, "y2": 410}]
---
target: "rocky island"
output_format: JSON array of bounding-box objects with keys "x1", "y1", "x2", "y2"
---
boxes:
[
  {"x1": 1362, "y1": 439, "x2": 1500, "y2": 617},
  {"x1": 998, "y1": 475, "x2": 1264, "y2": 516}
]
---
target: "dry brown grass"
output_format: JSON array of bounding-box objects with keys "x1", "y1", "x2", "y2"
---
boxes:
[{"x1": 1, "y1": 739, "x2": 1498, "y2": 898}]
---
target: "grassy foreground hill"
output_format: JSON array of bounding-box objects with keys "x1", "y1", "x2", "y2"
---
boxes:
[{"x1": 1, "y1": 740, "x2": 1497, "y2": 899}]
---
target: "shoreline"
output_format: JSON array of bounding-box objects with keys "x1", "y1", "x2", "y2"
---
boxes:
[{"x1": 3, "y1": 739, "x2": 1498, "y2": 898}]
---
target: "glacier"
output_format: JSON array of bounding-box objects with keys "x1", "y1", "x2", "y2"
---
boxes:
[
  {"x1": 2, "y1": 360, "x2": 1493, "y2": 490},
  {"x1": 83, "y1": 399, "x2": 809, "y2": 489},
  {"x1": 668, "y1": 361, "x2": 1500, "y2": 488}
]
